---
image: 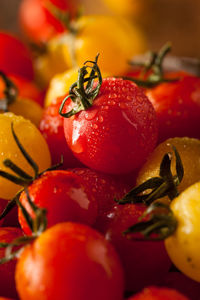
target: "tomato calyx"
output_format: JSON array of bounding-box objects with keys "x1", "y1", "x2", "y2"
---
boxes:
[
  {"x1": 0, "y1": 189, "x2": 47, "y2": 264},
  {"x1": 116, "y1": 145, "x2": 184, "y2": 205},
  {"x1": 0, "y1": 71, "x2": 18, "y2": 112},
  {"x1": 124, "y1": 202, "x2": 177, "y2": 241},
  {"x1": 0, "y1": 123, "x2": 63, "y2": 222},
  {"x1": 59, "y1": 54, "x2": 102, "y2": 117},
  {"x1": 125, "y1": 43, "x2": 179, "y2": 88}
]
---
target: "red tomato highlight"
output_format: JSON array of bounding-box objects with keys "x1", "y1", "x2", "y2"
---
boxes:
[{"x1": 15, "y1": 222, "x2": 125, "y2": 300}]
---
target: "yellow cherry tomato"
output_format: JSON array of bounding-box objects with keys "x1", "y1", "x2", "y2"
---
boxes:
[
  {"x1": 0, "y1": 113, "x2": 51, "y2": 200},
  {"x1": 165, "y1": 181, "x2": 200, "y2": 282},
  {"x1": 44, "y1": 67, "x2": 79, "y2": 107},
  {"x1": 44, "y1": 67, "x2": 109, "y2": 107},
  {"x1": 5, "y1": 97, "x2": 43, "y2": 127},
  {"x1": 136, "y1": 137, "x2": 200, "y2": 198},
  {"x1": 35, "y1": 15, "x2": 147, "y2": 87}
]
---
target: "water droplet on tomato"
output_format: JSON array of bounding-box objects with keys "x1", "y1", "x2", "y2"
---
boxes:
[
  {"x1": 93, "y1": 124, "x2": 98, "y2": 129},
  {"x1": 84, "y1": 109, "x2": 98, "y2": 120},
  {"x1": 97, "y1": 115, "x2": 104, "y2": 123}
]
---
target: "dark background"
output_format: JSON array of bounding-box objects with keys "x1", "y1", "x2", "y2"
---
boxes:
[{"x1": 0, "y1": 0, "x2": 21, "y2": 34}]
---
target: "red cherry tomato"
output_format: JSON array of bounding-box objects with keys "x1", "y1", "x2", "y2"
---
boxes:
[
  {"x1": 128, "y1": 286, "x2": 190, "y2": 300},
  {"x1": 70, "y1": 167, "x2": 129, "y2": 231},
  {"x1": 0, "y1": 227, "x2": 23, "y2": 299},
  {"x1": 18, "y1": 170, "x2": 98, "y2": 235},
  {"x1": 39, "y1": 96, "x2": 82, "y2": 168},
  {"x1": 19, "y1": 0, "x2": 77, "y2": 43},
  {"x1": 0, "y1": 74, "x2": 43, "y2": 107},
  {"x1": 63, "y1": 77, "x2": 158, "y2": 174},
  {"x1": 146, "y1": 71, "x2": 200, "y2": 142},
  {"x1": 0, "y1": 32, "x2": 34, "y2": 80},
  {"x1": 104, "y1": 204, "x2": 171, "y2": 291},
  {"x1": 15, "y1": 222, "x2": 124, "y2": 300}
]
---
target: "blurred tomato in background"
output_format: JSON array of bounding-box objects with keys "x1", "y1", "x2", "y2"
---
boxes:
[{"x1": 0, "y1": 0, "x2": 200, "y2": 58}]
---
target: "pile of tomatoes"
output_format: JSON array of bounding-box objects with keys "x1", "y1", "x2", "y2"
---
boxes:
[{"x1": 0, "y1": 0, "x2": 200, "y2": 299}]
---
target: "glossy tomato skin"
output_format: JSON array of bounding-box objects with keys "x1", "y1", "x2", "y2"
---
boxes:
[
  {"x1": 104, "y1": 204, "x2": 171, "y2": 291},
  {"x1": 136, "y1": 137, "x2": 200, "y2": 203},
  {"x1": 165, "y1": 182, "x2": 200, "y2": 282},
  {"x1": 0, "y1": 74, "x2": 43, "y2": 107},
  {"x1": 8, "y1": 75, "x2": 44, "y2": 107},
  {"x1": 0, "y1": 32, "x2": 34, "y2": 80},
  {"x1": 70, "y1": 167, "x2": 129, "y2": 232},
  {"x1": 0, "y1": 113, "x2": 51, "y2": 200},
  {"x1": 146, "y1": 72, "x2": 200, "y2": 142},
  {"x1": 19, "y1": 0, "x2": 76, "y2": 43},
  {"x1": 128, "y1": 286, "x2": 189, "y2": 300},
  {"x1": 15, "y1": 222, "x2": 124, "y2": 300},
  {"x1": 63, "y1": 78, "x2": 158, "y2": 174},
  {"x1": 39, "y1": 96, "x2": 82, "y2": 168},
  {"x1": 18, "y1": 170, "x2": 98, "y2": 235},
  {"x1": 0, "y1": 227, "x2": 23, "y2": 298}
]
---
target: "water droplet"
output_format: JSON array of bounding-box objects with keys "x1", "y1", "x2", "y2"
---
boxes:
[
  {"x1": 98, "y1": 115, "x2": 104, "y2": 123},
  {"x1": 84, "y1": 109, "x2": 98, "y2": 120},
  {"x1": 93, "y1": 124, "x2": 98, "y2": 129},
  {"x1": 126, "y1": 95, "x2": 132, "y2": 101},
  {"x1": 110, "y1": 100, "x2": 116, "y2": 106}
]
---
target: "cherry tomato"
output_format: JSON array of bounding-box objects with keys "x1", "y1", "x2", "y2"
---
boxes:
[
  {"x1": 15, "y1": 222, "x2": 124, "y2": 300},
  {"x1": 165, "y1": 181, "x2": 200, "y2": 282},
  {"x1": 35, "y1": 15, "x2": 147, "y2": 86},
  {"x1": 128, "y1": 286, "x2": 189, "y2": 300},
  {"x1": 0, "y1": 227, "x2": 23, "y2": 298},
  {"x1": 39, "y1": 95, "x2": 82, "y2": 168},
  {"x1": 70, "y1": 167, "x2": 129, "y2": 231},
  {"x1": 104, "y1": 204, "x2": 171, "y2": 291},
  {"x1": 0, "y1": 73, "x2": 43, "y2": 127},
  {"x1": 44, "y1": 67, "x2": 79, "y2": 107},
  {"x1": 6, "y1": 97, "x2": 43, "y2": 128},
  {"x1": 19, "y1": 0, "x2": 77, "y2": 43},
  {"x1": 136, "y1": 137, "x2": 200, "y2": 201},
  {"x1": 62, "y1": 77, "x2": 158, "y2": 174},
  {"x1": 18, "y1": 170, "x2": 98, "y2": 235},
  {"x1": 146, "y1": 71, "x2": 200, "y2": 142},
  {"x1": 0, "y1": 32, "x2": 34, "y2": 80},
  {"x1": 0, "y1": 113, "x2": 51, "y2": 200},
  {"x1": 3, "y1": 74, "x2": 44, "y2": 107}
]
